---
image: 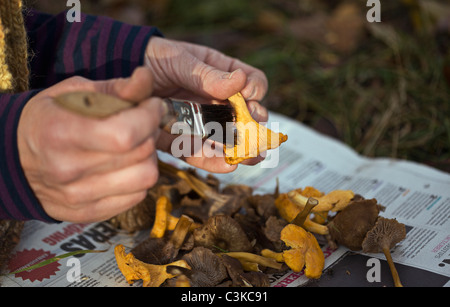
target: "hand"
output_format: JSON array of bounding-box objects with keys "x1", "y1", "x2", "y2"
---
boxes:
[
  {"x1": 18, "y1": 68, "x2": 164, "y2": 223},
  {"x1": 145, "y1": 37, "x2": 269, "y2": 172}
]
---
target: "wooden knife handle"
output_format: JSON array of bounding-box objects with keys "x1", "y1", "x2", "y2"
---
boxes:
[{"x1": 54, "y1": 91, "x2": 136, "y2": 118}]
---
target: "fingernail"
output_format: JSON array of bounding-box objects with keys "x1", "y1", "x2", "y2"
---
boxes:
[
  {"x1": 249, "y1": 105, "x2": 256, "y2": 117},
  {"x1": 222, "y1": 68, "x2": 241, "y2": 80},
  {"x1": 246, "y1": 87, "x2": 257, "y2": 100},
  {"x1": 249, "y1": 103, "x2": 267, "y2": 122}
]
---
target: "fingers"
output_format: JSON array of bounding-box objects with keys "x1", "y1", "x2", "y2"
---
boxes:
[
  {"x1": 146, "y1": 38, "x2": 268, "y2": 102},
  {"x1": 39, "y1": 151, "x2": 159, "y2": 223},
  {"x1": 248, "y1": 100, "x2": 269, "y2": 123},
  {"x1": 180, "y1": 41, "x2": 268, "y2": 101},
  {"x1": 58, "y1": 154, "x2": 159, "y2": 205},
  {"x1": 44, "y1": 190, "x2": 149, "y2": 223},
  {"x1": 47, "y1": 66, "x2": 154, "y2": 102},
  {"x1": 48, "y1": 96, "x2": 164, "y2": 153},
  {"x1": 41, "y1": 66, "x2": 162, "y2": 152},
  {"x1": 156, "y1": 131, "x2": 270, "y2": 173}
]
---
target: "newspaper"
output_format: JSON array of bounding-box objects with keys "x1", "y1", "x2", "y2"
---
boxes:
[{"x1": 2, "y1": 112, "x2": 449, "y2": 287}]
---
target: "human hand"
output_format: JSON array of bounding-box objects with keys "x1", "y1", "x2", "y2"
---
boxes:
[
  {"x1": 144, "y1": 37, "x2": 269, "y2": 172},
  {"x1": 17, "y1": 68, "x2": 164, "y2": 223}
]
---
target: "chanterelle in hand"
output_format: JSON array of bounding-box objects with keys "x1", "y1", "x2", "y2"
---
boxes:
[{"x1": 224, "y1": 92, "x2": 288, "y2": 164}]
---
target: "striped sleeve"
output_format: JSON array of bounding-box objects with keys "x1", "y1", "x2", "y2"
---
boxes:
[
  {"x1": 0, "y1": 11, "x2": 162, "y2": 222},
  {"x1": 0, "y1": 91, "x2": 57, "y2": 222},
  {"x1": 25, "y1": 9, "x2": 163, "y2": 88}
]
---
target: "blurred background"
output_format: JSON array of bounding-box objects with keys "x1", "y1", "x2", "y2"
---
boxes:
[{"x1": 25, "y1": 0, "x2": 450, "y2": 172}]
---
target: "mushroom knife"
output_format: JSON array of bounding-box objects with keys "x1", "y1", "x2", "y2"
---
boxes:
[{"x1": 54, "y1": 91, "x2": 236, "y2": 144}]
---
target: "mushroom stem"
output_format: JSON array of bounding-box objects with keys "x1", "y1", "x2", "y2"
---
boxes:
[
  {"x1": 261, "y1": 249, "x2": 284, "y2": 262},
  {"x1": 169, "y1": 215, "x2": 193, "y2": 250},
  {"x1": 290, "y1": 197, "x2": 319, "y2": 228},
  {"x1": 287, "y1": 190, "x2": 310, "y2": 206},
  {"x1": 175, "y1": 169, "x2": 209, "y2": 199},
  {"x1": 382, "y1": 246, "x2": 403, "y2": 287},
  {"x1": 303, "y1": 218, "x2": 329, "y2": 235},
  {"x1": 158, "y1": 160, "x2": 209, "y2": 198},
  {"x1": 150, "y1": 195, "x2": 171, "y2": 238},
  {"x1": 220, "y1": 252, "x2": 283, "y2": 270}
]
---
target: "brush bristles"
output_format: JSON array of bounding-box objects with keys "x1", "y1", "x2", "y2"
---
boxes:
[{"x1": 200, "y1": 104, "x2": 236, "y2": 141}]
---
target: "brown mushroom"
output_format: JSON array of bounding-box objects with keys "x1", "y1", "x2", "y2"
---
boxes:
[
  {"x1": 327, "y1": 198, "x2": 383, "y2": 250},
  {"x1": 247, "y1": 193, "x2": 278, "y2": 220},
  {"x1": 221, "y1": 255, "x2": 270, "y2": 287},
  {"x1": 193, "y1": 215, "x2": 253, "y2": 252},
  {"x1": 262, "y1": 216, "x2": 288, "y2": 252},
  {"x1": 159, "y1": 160, "x2": 240, "y2": 217},
  {"x1": 362, "y1": 217, "x2": 406, "y2": 287},
  {"x1": 132, "y1": 215, "x2": 194, "y2": 264},
  {"x1": 181, "y1": 247, "x2": 228, "y2": 287},
  {"x1": 0, "y1": 220, "x2": 24, "y2": 274},
  {"x1": 108, "y1": 192, "x2": 156, "y2": 232}
]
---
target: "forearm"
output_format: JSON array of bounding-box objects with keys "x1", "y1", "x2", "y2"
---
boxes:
[{"x1": 25, "y1": 9, "x2": 163, "y2": 89}]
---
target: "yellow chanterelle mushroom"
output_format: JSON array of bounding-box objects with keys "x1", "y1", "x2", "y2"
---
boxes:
[
  {"x1": 224, "y1": 92, "x2": 288, "y2": 164},
  {"x1": 262, "y1": 224, "x2": 325, "y2": 279},
  {"x1": 114, "y1": 244, "x2": 191, "y2": 287}
]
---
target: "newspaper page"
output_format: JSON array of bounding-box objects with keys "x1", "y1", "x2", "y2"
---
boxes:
[{"x1": 2, "y1": 112, "x2": 449, "y2": 287}]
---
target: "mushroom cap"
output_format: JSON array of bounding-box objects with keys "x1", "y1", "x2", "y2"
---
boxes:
[
  {"x1": 181, "y1": 247, "x2": 228, "y2": 287},
  {"x1": 362, "y1": 217, "x2": 406, "y2": 253},
  {"x1": 327, "y1": 198, "x2": 381, "y2": 251},
  {"x1": 114, "y1": 244, "x2": 191, "y2": 287},
  {"x1": 193, "y1": 214, "x2": 253, "y2": 252},
  {"x1": 281, "y1": 224, "x2": 325, "y2": 279},
  {"x1": 108, "y1": 193, "x2": 156, "y2": 232},
  {"x1": 131, "y1": 237, "x2": 167, "y2": 264}
]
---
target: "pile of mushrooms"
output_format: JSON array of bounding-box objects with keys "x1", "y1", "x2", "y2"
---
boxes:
[
  {"x1": 275, "y1": 188, "x2": 407, "y2": 287},
  {"x1": 111, "y1": 160, "x2": 332, "y2": 287},
  {"x1": 110, "y1": 163, "x2": 407, "y2": 287},
  {"x1": 111, "y1": 162, "x2": 407, "y2": 287}
]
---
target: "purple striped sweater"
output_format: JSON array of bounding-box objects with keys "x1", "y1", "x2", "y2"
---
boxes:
[{"x1": 0, "y1": 10, "x2": 162, "y2": 223}]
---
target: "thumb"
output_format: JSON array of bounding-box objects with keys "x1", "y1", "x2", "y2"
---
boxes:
[
  {"x1": 92, "y1": 66, "x2": 154, "y2": 102},
  {"x1": 179, "y1": 56, "x2": 247, "y2": 100}
]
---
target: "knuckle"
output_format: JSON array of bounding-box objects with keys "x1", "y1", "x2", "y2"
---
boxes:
[
  {"x1": 60, "y1": 75, "x2": 89, "y2": 88},
  {"x1": 62, "y1": 185, "x2": 85, "y2": 207},
  {"x1": 110, "y1": 129, "x2": 136, "y2": 152},
  {"x1": 136, "y1": 138, "x2": 156, "y2": 159},
  {"x1": 45, "y1": 161, "x2": 79, "y2": 184}
]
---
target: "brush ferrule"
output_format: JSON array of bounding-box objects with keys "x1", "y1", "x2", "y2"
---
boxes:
[{"x1": 164, "y1": 98, "x2": 206, "y2": 138}]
